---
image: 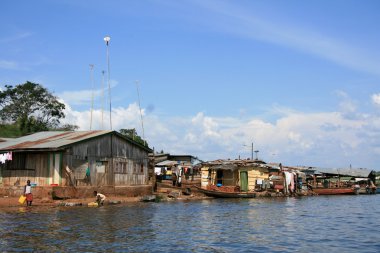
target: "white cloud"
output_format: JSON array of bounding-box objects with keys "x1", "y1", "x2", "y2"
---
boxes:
[
  {"x1": 60, "y1": 98, "x2": 380, "y2": 169},
  {"x1": 58, "y1": 80, "x2": 118, "y2": 106},
  {"x1": 372, "y1": 93, "x2": 380, "y2": 106}
]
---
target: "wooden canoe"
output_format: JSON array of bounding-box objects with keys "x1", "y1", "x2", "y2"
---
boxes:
[
  {"x1": 313, "y1": 187, "x2": 359, "y2": 195},
  {"x1": 195, "y1": 186, "x2": 256, "y2": 198}
]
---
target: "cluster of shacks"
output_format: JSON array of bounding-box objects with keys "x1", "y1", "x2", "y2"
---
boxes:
[
  {"x1": 153, "y1": 153, "x2": 202, "y2": 182},
  {"x1": 0, "y1": 131, "x2": 153, "y2": 197},
  {"x1": 199, "y1": 159, "x2": 378, "y2": 195}
]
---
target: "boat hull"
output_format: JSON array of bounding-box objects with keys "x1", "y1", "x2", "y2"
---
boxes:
[
  {"x1": 313, "y1": 188, "x2": 358, "y2": 195},
  {"x1": 196, "y1": 186, "x2": 256, "y2": 198}
]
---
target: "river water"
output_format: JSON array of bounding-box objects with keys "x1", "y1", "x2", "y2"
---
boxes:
[{"x1": 0, "y1": 195, "x2": 379, "y2": 252}]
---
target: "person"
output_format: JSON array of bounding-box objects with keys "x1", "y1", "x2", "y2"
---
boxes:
[
  {"x1": 172, "y1": 173, "x2": 177, "y2": 187},
  {"x1": 24, "y1": 180, "x2": 33, "y2": 206},
  {"x1": 306, "y1": 182, "x2": 313, "y2": 191},
  {"x1": 94, "y1": 191, "x2": 106, "y2": 206},
  {"x1": 85, "y1": 163, "x2": 91, "y2": 186}
]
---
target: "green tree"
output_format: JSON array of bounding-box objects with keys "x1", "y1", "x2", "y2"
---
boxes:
[
  {"x1": 119, "y1": 128, "x2": 148, "y2": 147},
  {"x1": 0, "y1": 81, "x2": 76, "y2": 135}
]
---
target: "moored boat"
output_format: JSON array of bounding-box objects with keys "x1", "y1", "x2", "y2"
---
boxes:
[
  {"x1": 196, "y1": 186, "x2": 256, "y2": 198},
  {"x1": 313, "y1": 187, "x2": 359, "y2": 195}
]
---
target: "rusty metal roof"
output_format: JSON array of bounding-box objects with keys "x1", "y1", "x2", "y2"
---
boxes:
[
  {"x1": 201, "y1": 159, "x2": 277, "y2": 170},
  {"x1": 0, "y1": 130, "x2": 113, "y2": 151}
]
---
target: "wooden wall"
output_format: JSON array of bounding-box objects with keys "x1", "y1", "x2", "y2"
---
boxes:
[
  {"x1": 200, "y1": 165, "x2": 270, "y2": 191},
  {"x1": 246, "y1": 167, "x2": 270, "y2": 191},
  {"x1": 1, "y1": 133, "x2": 150, "y2": 188},
  {"x1": 63, "y1": 133, "x2": 149, "y2": 187},
  {"x1": 0, "y1": 152, "x2": 49, "y2": 187}
]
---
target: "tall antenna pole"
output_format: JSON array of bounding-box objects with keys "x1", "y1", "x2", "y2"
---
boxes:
[
  {"x1": 89, "y1": 64, "x2": 95, "y2": 130},
  {"x1": 101, "y1": 70, "x2": 105, "y2": 130},
  {"x1": 135, "y1": 80, "x2": 145, "y2": 144},
  {"x1": 104, "y1": 35, "x2": 112, "y2": 130}
]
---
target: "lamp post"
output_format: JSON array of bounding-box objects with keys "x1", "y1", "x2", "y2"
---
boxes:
[{"x1": 104, "y1": 35, "x2": 112, "y2": 130}]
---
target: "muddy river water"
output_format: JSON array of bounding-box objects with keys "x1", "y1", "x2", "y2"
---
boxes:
[{"x1": 1, "y1": 195, "x2": 379, "y2": 252}]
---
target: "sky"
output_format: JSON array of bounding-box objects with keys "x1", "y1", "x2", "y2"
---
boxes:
[{"x1": 1, "y1": 0, "x2": 380, "y2": 169}]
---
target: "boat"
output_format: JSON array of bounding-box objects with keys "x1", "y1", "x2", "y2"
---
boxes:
[
  {"x1": 312, "y1": 187, "x2": 359, "y2": 195},
  {"x1": 195, "y1": 186, "x2": 257, "y2": 198}
]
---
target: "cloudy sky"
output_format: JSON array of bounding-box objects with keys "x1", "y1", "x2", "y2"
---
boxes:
[{"x1": 1, "y1": 0, "x2": 380, "y2": 169}]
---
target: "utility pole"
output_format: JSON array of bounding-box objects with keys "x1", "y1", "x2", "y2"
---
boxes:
[
  {"x1": 136, "y1": 80, "x2": 146, "y2": 145},
  {"x1": 104, "y1": 35, "x2": 112, "y2": 130},
  {"x1": 101, "y1": 70, "x2": 105, "y2": 130},
  {"x1": 89, "y1": 64, "x2": 94, "y2": 130}
]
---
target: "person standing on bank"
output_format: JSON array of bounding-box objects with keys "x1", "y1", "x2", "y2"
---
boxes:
[{"x1": 24, "y1": 180, "x2": 33, "y2": 206}]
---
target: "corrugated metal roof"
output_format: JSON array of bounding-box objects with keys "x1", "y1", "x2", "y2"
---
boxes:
[
  {"x1": 0, "y1": 137, "x2": 15, "y2": 142},
  {"x1": 155, "y1": 160, "x2": 178, "y2": 166},
  {"x1": 0, "y1": 130, "x2": 113, "y2": 151},
  {"x1": 201, "y1": 159, "x2": 277, "y2": 170},
  {"x1": 313, "y1": 167, "x2": 372, "y2": 178}
]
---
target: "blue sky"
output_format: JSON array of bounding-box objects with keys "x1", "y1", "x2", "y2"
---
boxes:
[{"x1": 1, "y1": 0, "x2": 380, "y2": 169}]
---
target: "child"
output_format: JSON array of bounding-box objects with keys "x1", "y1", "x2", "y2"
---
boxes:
[{"x1": 24, "y1": 180, "x2": 33, "y2": 206}]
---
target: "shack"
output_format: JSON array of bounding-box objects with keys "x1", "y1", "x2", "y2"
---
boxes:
[
  {"x1": 200, "y1": 159, "x2": 278, "y2": 192},
  {"x1": 0, "y1": 131, "x2": 153, "y2": 198},
  {"x1": 153, "y1": 154, "x2": 201, "y2": 180}
]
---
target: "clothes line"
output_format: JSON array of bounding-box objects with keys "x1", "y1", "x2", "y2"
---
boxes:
[{"x1": 0, "y1": 151, "x2": 12, "y2": 164}]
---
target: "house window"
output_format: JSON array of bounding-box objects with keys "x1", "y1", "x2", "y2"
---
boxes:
[
  {"x1": 114, "y1": 161, "x2": 128, "y2": 174},
  {"x1": 140, "y1": 164, "x2": 144, "y2": 174}
]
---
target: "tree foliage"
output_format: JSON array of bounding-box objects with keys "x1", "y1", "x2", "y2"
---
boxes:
[
  {"x1": 0, "y1": 81, "x2": 77, "y2": 135},
  {"x1": 119, "y1": 128, "x2": 149, "y2": 147}
]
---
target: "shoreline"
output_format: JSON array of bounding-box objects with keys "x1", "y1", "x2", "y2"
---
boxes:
[{"x1": 0, "y1": 193, "x2": 212, "y2": 211}]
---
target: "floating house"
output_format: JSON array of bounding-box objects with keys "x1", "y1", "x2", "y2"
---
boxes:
[
  {"x1": 0, "y1": 131, "x2": 153, "y2": 197},
  {"x1": 200, "y1": 159, "x2": 279, "y2": 192}
]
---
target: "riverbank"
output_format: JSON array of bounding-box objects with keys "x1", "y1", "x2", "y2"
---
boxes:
[
  {"x1": 0, "y1": 179, "x2": 316, "y2": 209},
  {"x1": 0, "y1": 191, "x2": 210, "y2": 209}
]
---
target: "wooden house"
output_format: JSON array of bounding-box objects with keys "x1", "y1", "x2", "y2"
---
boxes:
[
  {"x1": 200, "y1": 159, "x2": 278, "y2": 192},
  {"x1": 0, "y1": 131, "x2": 152, "y2": 197}
]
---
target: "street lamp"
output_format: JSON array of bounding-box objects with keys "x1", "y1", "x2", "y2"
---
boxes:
[{"x1": 104, "y1": 35, "x2": 112, "y2": 130}]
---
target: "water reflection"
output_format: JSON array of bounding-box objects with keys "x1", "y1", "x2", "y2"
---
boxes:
[{"x1": 1, "y1": 196, "x2": 380, "y2": 252}]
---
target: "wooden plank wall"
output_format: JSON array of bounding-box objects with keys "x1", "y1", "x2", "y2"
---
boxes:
[
  {"x1": 0, "y1": 133, "x2": 150, "y2": 188},
  {"x1": 112, "y1": 135, "x2": 149, "y2": 186},
  {"x1": 1, "y1": 152, "x2": 49, "y2": 187},
  {"x1": 247, "y1": 167, "x2": 270, "y2": 191},
  {"x1": 63, "y1": 134, "x2": 149, "y2": 187},
  {"x1": 200, "y1": 166, "x2": 270, "y2": 191}
]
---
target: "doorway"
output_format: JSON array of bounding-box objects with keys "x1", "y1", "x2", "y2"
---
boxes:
[{"x1": 240, "y1": 171, "x2": 248, "y2": 192}]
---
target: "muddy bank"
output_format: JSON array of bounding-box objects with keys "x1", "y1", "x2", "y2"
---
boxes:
[{"x1": 0, "y1": 192, "x2": 211, "y2": 211}]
